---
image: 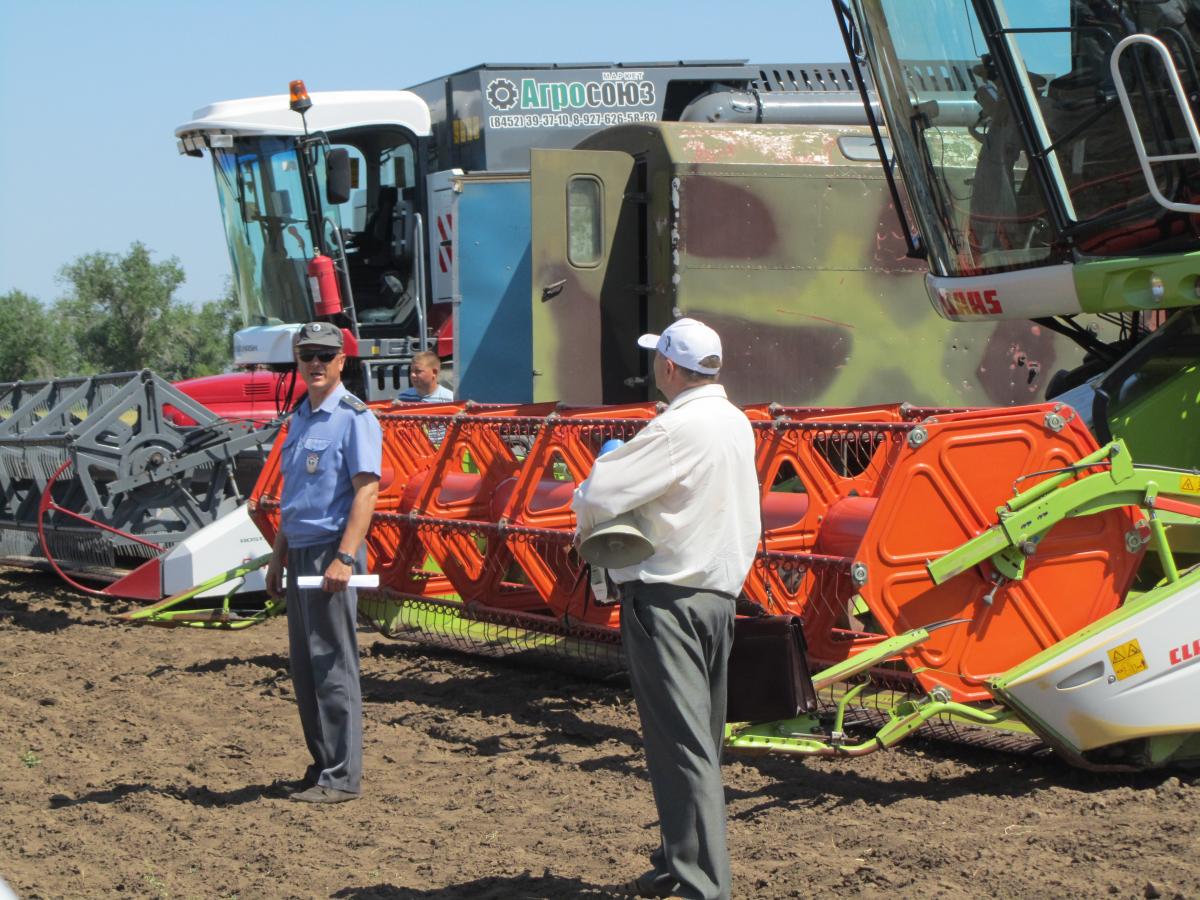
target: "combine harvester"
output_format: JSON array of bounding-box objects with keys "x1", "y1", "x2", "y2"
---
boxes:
[{"x1": 91, "y1": 3, "x2": 1200, "y2": 770}]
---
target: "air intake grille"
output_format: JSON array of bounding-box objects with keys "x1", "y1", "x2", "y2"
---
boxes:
[{"x1": 753, "y1": 64, "x2": 869, "y2": 93}]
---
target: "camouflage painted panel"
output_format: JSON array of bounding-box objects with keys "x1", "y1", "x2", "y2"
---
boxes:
[
  {"x1": 677, "y1": 270, "x2": 1069, "y2": 408},
  {"x1": 662, "y1": 123, "x2": 894, "y2": 170},
  {"x1": 667, "y1": 129, "x2": 1085, "y2": 407}
]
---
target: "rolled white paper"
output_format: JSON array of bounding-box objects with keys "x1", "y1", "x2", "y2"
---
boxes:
[{"x1": 292, "y1": 574, "x2": 380, "y2": 589}]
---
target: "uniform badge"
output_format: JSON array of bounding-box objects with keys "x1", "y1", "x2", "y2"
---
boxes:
[{"x1": 306, "y1": 452, "x2": 320, "y2": 474}]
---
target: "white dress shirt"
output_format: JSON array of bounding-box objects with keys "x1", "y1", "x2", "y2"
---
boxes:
[{"x1": 571, "y1": 383, "x2": 761, "y2": 596}]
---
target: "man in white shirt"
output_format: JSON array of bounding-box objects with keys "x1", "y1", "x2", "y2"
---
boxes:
[{"x1": 572, "y1": 318, "x2": 760, "y2": 900}]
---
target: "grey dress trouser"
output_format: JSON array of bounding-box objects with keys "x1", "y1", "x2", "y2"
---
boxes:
[
  {"x1": 285, "y1": 540, "x2": 363, "y2": 794},
  {"x1": 621, "y1": 580, "x2": 736, "y2": 900}
]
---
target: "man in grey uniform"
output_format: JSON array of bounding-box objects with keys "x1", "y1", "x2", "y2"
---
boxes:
[
  {"x1": 265, "y1": 322, "x2": 382, "y2": 803},
  {"x1": 572, "y1": 318, "x2": 761, "y2": 900}
]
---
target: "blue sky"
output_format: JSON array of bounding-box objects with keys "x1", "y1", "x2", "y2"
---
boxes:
[{"x1": 0, "y1": 0, "x2": 847, "y2": 307}]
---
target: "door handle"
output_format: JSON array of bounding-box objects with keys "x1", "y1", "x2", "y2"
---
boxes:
[{"x1": 541, "y1": 279, "x2": 566, "y2": 302}]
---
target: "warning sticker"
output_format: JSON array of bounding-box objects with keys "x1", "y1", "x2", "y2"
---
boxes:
[
  {"x1": 1107, "y1": 639, "x2": 1148, "y2": 681},
  {"x1": 1179, "y1": 474, "x2": 1200, "y2": 495}
]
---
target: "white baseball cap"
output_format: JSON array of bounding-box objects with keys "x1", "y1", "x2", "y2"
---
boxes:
[{"x1": 637, "y1": 317, "x2": 723, "y2": 375}]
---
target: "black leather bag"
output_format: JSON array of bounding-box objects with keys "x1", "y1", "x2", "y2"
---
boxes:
[{"x1": 726, "y1": 614, "x2": 818, "y2": 723}]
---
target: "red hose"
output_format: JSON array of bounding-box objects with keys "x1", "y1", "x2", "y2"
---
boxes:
[{"x1": 37, "y1": 458, "x2": 165, "y2": 596}]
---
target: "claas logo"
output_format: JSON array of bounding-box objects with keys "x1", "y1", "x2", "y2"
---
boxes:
[{"x1": 936, "y1": 288, "x2": 1004, "y2": 317}]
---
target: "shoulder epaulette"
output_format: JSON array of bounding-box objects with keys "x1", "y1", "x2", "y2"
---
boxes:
[{"x1": 340, "y1": 394, "x2": 368, "y2": 413}]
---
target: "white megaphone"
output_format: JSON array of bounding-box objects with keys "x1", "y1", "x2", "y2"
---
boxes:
[{"x1": 579, "y1": 512, "x2": 654, "y2": 569}]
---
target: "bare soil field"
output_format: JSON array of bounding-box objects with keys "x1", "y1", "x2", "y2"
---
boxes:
[{"x1": 1, "y1": 566, "x2": 1199, "y2": 899}]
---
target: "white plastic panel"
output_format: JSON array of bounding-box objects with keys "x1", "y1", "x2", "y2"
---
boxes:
[
  {"x1": 926, "y1": 264, "x2": 1082, "y2": 322},
  {"x1": 232, "y1": 324, "x2": 302, "y2": 366},
  {"x1": 161, "y1": 504, "x2": 269, "y2": 598},
  {"x1": 177, "y1": 90, "x2": 432, "y2": 139},
  {"x1": 1002, "y1": 577, "x2": 1200, "y2": 751}
]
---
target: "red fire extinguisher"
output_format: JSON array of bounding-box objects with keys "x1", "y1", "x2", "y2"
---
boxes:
[{"x1": 307, "y1": 253, "x2": 343, "y2": 316}]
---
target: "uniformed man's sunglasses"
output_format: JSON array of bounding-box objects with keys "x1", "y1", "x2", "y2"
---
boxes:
[{"x1": 297, "y1": 350, "x2": 339, "y2": 363}]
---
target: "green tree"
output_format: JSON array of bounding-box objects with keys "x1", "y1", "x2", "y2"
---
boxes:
[
  {"x1": 54, "y1": 243, "x2": 234, "y2": 381},
  {"x1": 56, "y1": 242, "x2": 183, "y2": 375},
  {"x1": 159, "y1": 281, "x2": 240, "y2": 381},
  {"x1": 0, "y1": 290, "x2": 70, "y2": 381}
]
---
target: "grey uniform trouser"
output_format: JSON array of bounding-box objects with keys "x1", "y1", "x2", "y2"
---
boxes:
[
  {"x1": 285, "y1": 540, "x2": 363, "y2": 794},
  {"x1": 621, "y1": 580, "x2": 736, "y2": 900}
]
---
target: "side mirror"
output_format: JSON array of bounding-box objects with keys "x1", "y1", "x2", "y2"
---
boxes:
[{"x1": 325, "y1": 149, "x2": 352, "y2": 206}]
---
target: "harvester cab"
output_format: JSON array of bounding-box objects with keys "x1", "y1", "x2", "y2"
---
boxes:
[
  {"x1": 833, "y1": 0, "x2": 1200, "y2": 469},
  {"x1": 175, "y1": 81, "x2": 435, "y2": 399}
]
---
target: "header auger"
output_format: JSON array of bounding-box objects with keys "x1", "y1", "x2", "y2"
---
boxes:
[{"x1": 124, "y1": 395, "x2": 1200, "y2": 769}]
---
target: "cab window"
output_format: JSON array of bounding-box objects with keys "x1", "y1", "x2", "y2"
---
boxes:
[{"x1": 567, "y1": 176, "x2": 603, "y2": 267}]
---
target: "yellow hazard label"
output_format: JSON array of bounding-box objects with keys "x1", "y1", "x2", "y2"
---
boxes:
[
  {"x1": 1107, "y1": 639, "x2": 1148, "y2": 681},
  {"x1": 1179, "y1": 475, "x2": 1200, "y2": 495}
]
